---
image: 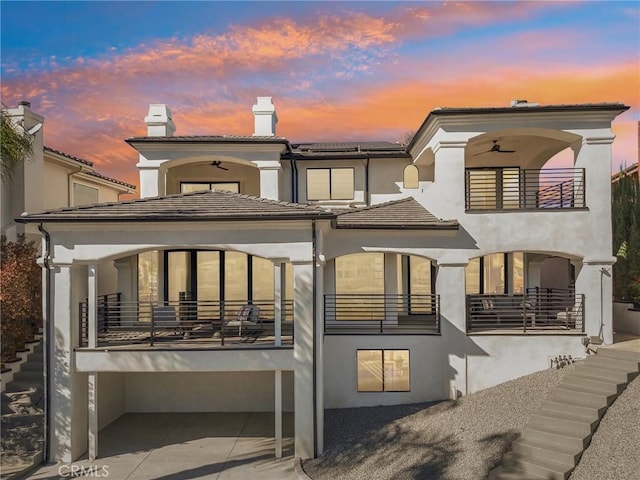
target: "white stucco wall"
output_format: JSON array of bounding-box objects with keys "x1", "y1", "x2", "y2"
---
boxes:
[
  {"x1": 614, "y1": 302, "x2": 640, "y2": 335},
  {"x1": 97, "y1": 373, "x2": 125, "y2": 430},
  {"x1": 466, "y1": 335, "x2": 586, "y2": 393},
  {"x1": 323, "y1": 336, "x2": 445, "y2": 408},
  {"x1": 124, "y1": 371, "x2": 294, "y2": 412}
]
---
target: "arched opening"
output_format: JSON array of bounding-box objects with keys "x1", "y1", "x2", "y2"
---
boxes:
[
  {"x1": 465, "y1": 252, "x2": 581, "y2": 333},
  {"x1": 164, "y1": 158, "x2": 260, "y2": 196},
  {"x1": 327, "y1": 252, "x2": 438, "y2": 333},
  {"x1": 403, "y1": 164, "x2": 419, "y2": 189}
]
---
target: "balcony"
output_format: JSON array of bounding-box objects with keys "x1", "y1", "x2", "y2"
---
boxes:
[
  {"x1": 466, "y1": 289, "x2": 584, "y2": 334},
  {"x1": 79, "y1": 294, "x2": 294, "y2": 348},
  {"x1": 465, "y1": 168, "x2": 585, "y2": 211},
  {"x1": 324, "y1": 294, "x2": 440, "y2": 334}
]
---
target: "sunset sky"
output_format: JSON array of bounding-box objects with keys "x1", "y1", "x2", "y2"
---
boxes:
[{"x1": 2, "y1": 1, "x2": 639, "y2": 190}]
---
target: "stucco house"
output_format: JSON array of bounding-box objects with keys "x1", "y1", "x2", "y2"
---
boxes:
[
  {"x1": 15, "y1": 97, "x2": 629, "y2": 463},
  {"x1": 1, "y1": 101, "x2": 136, "y2": 244}
]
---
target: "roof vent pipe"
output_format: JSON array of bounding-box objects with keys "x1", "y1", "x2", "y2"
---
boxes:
[{"x1": 252, "y1": 97, "x2": 278, "y2": 136}]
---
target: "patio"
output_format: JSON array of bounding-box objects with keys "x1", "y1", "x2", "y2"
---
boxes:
[{"x1": 28, "y1": 412, "x2": 296, "y2": 480}]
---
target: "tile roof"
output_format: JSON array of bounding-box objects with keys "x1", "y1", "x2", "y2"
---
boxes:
[
  {"x1": 289, "y1": 141, "x2": 410, "y2": 160},
  {"x1": 18, "y1": 190, "x2": 334, "y2": 223},
  {"x1": 334, "y1": 197, "x2": 459, "y2": 230},
  {"x1": 44, "y1": 146, "x2": 136, "y2": 190},
  {"x1": 126, "y1": 135, "x2": 289, "y2": 144}
]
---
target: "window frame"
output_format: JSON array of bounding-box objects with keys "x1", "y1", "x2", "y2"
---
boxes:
[
  {"x1": 306, "y1": 167, "x2": 355, "y2": 201},
  {"x1": 72, "y1": 181, "x2": 99, "y2": 206},
  {"x1": 180, "y1": 181, "x2": 240, "y2": 193},
  {"x1": 356, "y1": 349, "x2": 410, "y2": 393}
]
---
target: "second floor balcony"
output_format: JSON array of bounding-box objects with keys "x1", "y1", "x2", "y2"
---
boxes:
[{"x1": 465, "y1": 167, "x2": 585, "y2": 211}]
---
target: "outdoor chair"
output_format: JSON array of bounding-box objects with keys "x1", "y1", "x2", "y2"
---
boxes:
[
  {"x1": 225, "y1": 304, "x2": 262, "y2": 336},
  {"x1": 556, "y1": 303, "x2": 583, "y2": 329},
  {"x1": 151, "y1": 305, "x2": 187, "y2": 337}
]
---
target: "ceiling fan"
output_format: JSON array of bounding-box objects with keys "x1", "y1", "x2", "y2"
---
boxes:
[
  {"x1": 473, "y1": 139, "x2": 516, "y2": 156},
  {"x1": 211, "y1": 161, "x2": 228, "y2": 170}
]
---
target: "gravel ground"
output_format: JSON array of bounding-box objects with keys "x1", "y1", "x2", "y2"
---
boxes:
[
  {"x1": 569, "y1": 374, "x2": 640, "y2": 480},
  {"x1": 303, "y1": 365, "x2": 576, "y2": 480}
]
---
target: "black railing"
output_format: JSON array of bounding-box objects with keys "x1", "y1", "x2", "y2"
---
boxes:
[
  {"x1": 324, "y1": 294, "x2": 440, "y2": 334},
  {"x1": 465, "y1": 167, "x2": 585, "y2": 210},
  {"x1": 80, "y1": 294, "x2": 294, "y2": 347},
  {"x1": 466, "y1": 292, "x2": 585, "y2": 333}
]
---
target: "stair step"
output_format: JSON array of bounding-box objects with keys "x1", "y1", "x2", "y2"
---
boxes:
[
  {"x1": 488, "y1": 465, "x2": 546, "y2": 479},
  {"x1": 540, "y1": 399, "x2": 604, "y2": 421},
  {"x1": 503, "y1": 452, "x2": 573, "y2": 480},
  {"x1": 12, "y1": 370, "x2": 44, "y2": 382},
  {"x1": 596, "y1": 347, "x2": 640, "y2": 363},
  {"x1": 529, "y1": 412, "x2": 595, "y2": 437},
  {"x1": 1, "y1": 412, "x2": 44, "y2": 428},
  {"x1": 572, "y1": 364, "x2": 638, "y2": 384},
  {"x1": 20, "y1": 362, "x2": 44, "y2": 372},
  {"x1": 4, "y1": 381, "x2": 43, "y2": 394},
  {"x1": 521, "y1": 426, "x2": 590, "y2": 451},
  {"x1": 538, "y1": 403, "x2": 601, "y2": 426},
  {"x1": 511, "y1": 438, "x2": 582, "y2": 468},
  {"x1": 586, "y1": 355, "x2": 640, "y2": 371},
  {"x1": 548, "y1": 385, "x2": 615, "y2": 408}
]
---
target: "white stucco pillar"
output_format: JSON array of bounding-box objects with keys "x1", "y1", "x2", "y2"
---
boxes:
[
  {"x1": 88, "y1": 264, "x2": 98, "y2": 349},
  {"x1": 275, "y1": 369, "x2": 282, "y2": 458},
  {"x1": 50, "y1": 264, "x2": 88, "y2": 462},
  {"x1": 88, "y1": 373, "x2": 98, "y2": 460},
  {"x1": 255, "y1": 161, "x2": 281, "y2": 200},
  {"x1": 436, "y1": 260, "x2": 468, "y2": 399},
  {"x1": 384, "y1": 253, "x2": 398, "y2": 324},
  {"x1": 432, "y1": 140, "x2": 469, "y2": 217},
  {"x1": 293, "y1": 261, "x2": 315, "y2": 459},
  {"x1": 138, "y1": 165, "x2": 161, "y2": 198},
  {"x1": 273, "y1": 261, "x2": 286, "y2": 347},
  {"x1": 576, "y1": 259, "x2": 615, "y2": 344}
]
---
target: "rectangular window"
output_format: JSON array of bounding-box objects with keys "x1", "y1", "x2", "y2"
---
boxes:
[
  {"x1": 73, "y1": 182, "x2": 99, "y2": 206},
  {"x1": 466, "y1": 168, "x2": 521, "y2": 210},
  {"x1": 357, "y1": 350, "x2": 410, "y2": 392},
  {"x1": 306, "y1": 168, "x2": 354, "y2": 200}
]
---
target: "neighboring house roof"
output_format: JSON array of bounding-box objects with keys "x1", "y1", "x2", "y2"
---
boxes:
[
  {"x1": 44, "y1": 146, "x2": 137, "y2": 191},
  {"x1": 611, "y1": 163, "x2": 639, "y2": 184},
  {"x1": 334, "y1": 197, "x2": 459, "y2": 230},
  {"x1": 17, "y1": 190, "x2": 335, "y2": 223}
]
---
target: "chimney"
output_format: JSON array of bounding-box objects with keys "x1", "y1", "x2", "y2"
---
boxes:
[
  {"x1": 144, "y1": 104, "x2": 176, "y2": 137},
  {"x1": 252, "y1": 97, "x2": 278, "y2": 136}
]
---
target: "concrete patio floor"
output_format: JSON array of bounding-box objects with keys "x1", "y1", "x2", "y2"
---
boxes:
[{"x1": 27, "y1": 412, "x2": 297, "y2": 480}]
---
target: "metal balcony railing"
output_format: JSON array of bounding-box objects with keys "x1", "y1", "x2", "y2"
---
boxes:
[
  {"x1": 324, "y1": 294, "x2": 440, "y2": 334},
  {"x1": 465, "y1": 167, "x2": 585, "y2": 211},
  {"x1": 79, "y1": 294, "x2": 294, "y2": 348},
  {"x1": 466, "y1": 290, "x2": 584, "y2": 333}
]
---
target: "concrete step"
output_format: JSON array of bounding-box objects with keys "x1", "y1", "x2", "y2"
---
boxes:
[
  {"x1": 1, "y1": 412, "x2": 44, "y2": 429},
  {"x1": 521, "y1": 425, "x2": 590, "y2": 451},
  {"x1": 596, "y1": 347, "x2": 640, "y2": 363},
  {"x1": 529, "y1": 411, "x2": 596, "y2": 437},
  {"x1": 503, "y1": 452, "x2": 572, "y2": 480},
  {"x1": 586, "y1": 355, "x2": 640, "y2": 372},
  {"x1": 538, "y1": 403, "x2": 601, "y2": 426},
  {"x1": 511, "y1": 438, "x2": 581, "y2": 469},
  {"x1": 572, "y1": 364, "x2": 638, "y2": 384},
  {"x1": 12, "y1": 370, "x2": 44, "y2": 383},
  {"x1": 548, "y1": 384, "x2": 616, "y2": 408},
  {"x1": 4, "y1": 380, "x2": 43, "y2": 395},
  {"x1": 488, "y1": 465, "x2": 546, "y2": 479},
  {"x1": 20, "y1": 361, "x2": 44, "y2": 372},
  {"x1": 540, "y1": 399, "x2": 604, "y2": 422},
  {"x1": 562, "y1": 374, "x2": 624, "y2": 396}
]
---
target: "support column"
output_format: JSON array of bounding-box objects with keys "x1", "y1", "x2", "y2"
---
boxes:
[
  {"x1": 137, "y1": 165, "x2": 161, "y2": 198},
  {"x1": 88, "y1": 373, "x2": 98, "y2": 460},
  {"x1": 432, "y1": 139, "x2": 469, "y2": 217},
  {"x1": 576, "y1": 259, "x2": 615, "y2": 344},
  {"x1": 273, "y1": 261, "x2": 286, "y2": 347},
  {"x1": 384, "y1": 254, "x2": 398, "y2": 324},
  {"x1": 436, "y1": 260, "x2": 468, "y2": 399},
  {"x1": 293, "y1": 262, "x2": 315, "y2": 459},
  {"x1": 88, "y1": 264, "x2": 98, "y2": 348},
  {"x1": 114, "y1": 257, "x2": 135, "y2": 303},
  {"x1": 275, "y1": 369, "x2": 282, "y2": 458},
  {"x1": 256, "y1": 161, "x2": 281, "y2": 200}
]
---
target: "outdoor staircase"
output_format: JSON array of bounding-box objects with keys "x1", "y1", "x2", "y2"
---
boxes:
[
  {"x1": 1, "y1": 338, "x2": 45, "y2": 479},
  {"x1": 488, "y1": 345, "x2": 640, "y2": 480}
]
